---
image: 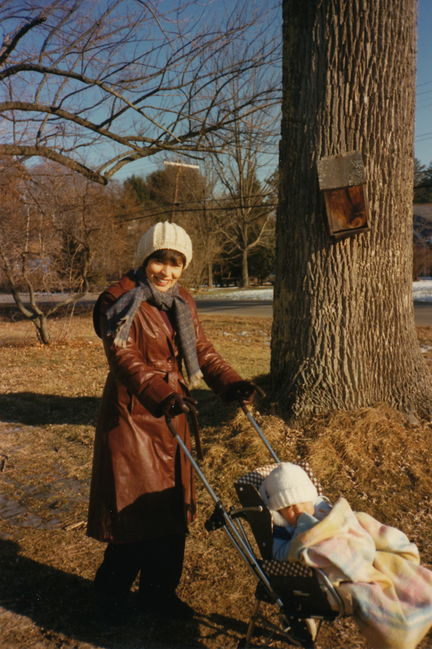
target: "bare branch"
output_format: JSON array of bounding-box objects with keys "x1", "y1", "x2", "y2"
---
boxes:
[
  {"x1": 0, "y1": 144, "x2": 106, "y2": 184},
  {"x1": 0, "y1": 14, "x2": 46, "y2": 66},
  {"x1": 0, "y1": 1, "x2": 281, "y2": 182},
  {"x1": 0, "y1": 101, "x2": 146, "y2": 150}
]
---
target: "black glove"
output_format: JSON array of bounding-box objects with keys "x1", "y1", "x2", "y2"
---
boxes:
[
  {"x1": 161, "y1": 393, "x2": 198, "y2": 418},
  {"x1": 224, "y1": 380, "x2": 256, "y2": 403}
]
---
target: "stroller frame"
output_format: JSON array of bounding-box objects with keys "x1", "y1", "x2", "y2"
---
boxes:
[{"x1": 166, "y1": 405, "x2": 345, "y2": 649}]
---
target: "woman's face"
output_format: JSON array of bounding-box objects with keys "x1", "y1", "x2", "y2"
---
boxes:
[{"x1": 145, "y1": 259, "x2": 183, "y2": 292}]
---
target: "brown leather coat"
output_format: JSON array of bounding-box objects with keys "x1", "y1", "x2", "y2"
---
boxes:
[{"x1": 87, "y1": 272, "x2": 241, "y2": 543}]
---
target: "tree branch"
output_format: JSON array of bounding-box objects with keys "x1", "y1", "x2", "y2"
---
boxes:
[
  {"x1": 0, "y1": 145, "x2": 107, "y2": 185},
  {"x1": 0, "y1": 14, "x2": 46, "y2": 66},
  {"x1": 0, "y1": 101, "x2": 147, "y2": 151}
]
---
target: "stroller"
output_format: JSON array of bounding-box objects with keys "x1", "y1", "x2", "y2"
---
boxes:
[{"x1": 166, "y1": 404, "x2": 347, "y2": 649}]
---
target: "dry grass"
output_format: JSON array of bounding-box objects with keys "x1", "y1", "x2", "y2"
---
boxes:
[{"x1": 0, "y1": 312, "x2": 431, "y2": 649}]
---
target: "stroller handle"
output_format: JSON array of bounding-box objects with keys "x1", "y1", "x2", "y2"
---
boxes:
[
  {"x1": 239, "y1": 402, "x2": 280, "y2": 463},
  {"x1": 165, "y1": 414, "x2": 220, "y2": 503},
  {"x1": 165, "y1": 414, "x2": 285, "y2": 610}
]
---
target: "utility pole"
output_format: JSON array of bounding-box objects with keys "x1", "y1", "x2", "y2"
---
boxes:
[{"x1": 163, "y1": 161, "x2": 200, "y2": 222}]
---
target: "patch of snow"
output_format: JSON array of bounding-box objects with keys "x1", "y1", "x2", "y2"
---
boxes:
[
  {"x1": 196, "y1": 288, "x2": 273, "y2": 301},
  {"x1": 413, "y1": 279, "x2": 432, "y2": 302},
  {"x1": 198, "y1": 280, "x2": 432, "y2": 303}
]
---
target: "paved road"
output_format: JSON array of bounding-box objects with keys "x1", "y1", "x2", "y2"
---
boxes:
[
  {"x1": 412, "y1": 302, "x2": 432, "y2": 326},
  {"x1": 195, "y1": 299, "x2": 273, "y2": 318},
  {"x1": 1, "y1": 294, "x2": 431, "y2": 326},
  {"x1": 196, "y1": 299, "x2": 432, "y2": 327}
]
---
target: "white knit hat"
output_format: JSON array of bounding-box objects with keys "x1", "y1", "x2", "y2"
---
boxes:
[
  {"x1": 259, "y1": 462, "x2": 318, "y2": 511},
  {"x1": 135, "y1": 221, "x2": 193, "y2": 269}
]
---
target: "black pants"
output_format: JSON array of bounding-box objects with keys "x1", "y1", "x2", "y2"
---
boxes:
[{"x1": 94, "y1": 533, "x2": 186, "y2": 598}]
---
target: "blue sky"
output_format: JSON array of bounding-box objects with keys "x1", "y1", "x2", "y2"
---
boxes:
[
  {"x1": 114, "y1": 0, "x2": 432, "y2": 180},
  {"x1": 416, "y1": 0, "x2": 432, "y2": 165}
]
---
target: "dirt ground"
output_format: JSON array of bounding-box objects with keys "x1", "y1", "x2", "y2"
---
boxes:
[{"x1": 0, "y1": 313, "x2": 431, "y2": 649}]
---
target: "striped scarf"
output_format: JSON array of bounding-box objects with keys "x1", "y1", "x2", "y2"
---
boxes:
[{"x1": 105, "y1": 270, "x2": 203, "y2": 388}]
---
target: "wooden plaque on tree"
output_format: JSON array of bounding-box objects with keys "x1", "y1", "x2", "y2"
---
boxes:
[{"x1": 317, "y1": 151, "x2": 369, "y2": 239}]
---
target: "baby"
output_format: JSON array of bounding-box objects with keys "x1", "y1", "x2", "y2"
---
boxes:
[
  {"x1": 259, "y1": 462, "x2": 331, "y2": 561},
  {"x1": 259, "y1": 462, "x2": 432, "y2": 649}
]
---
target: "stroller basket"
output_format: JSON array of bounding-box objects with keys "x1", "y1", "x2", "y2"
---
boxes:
[{"x1": 165, "y1": 409, "x2": 346, "y2": 649}]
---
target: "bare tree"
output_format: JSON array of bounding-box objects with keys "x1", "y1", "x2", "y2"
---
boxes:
[
  {"x1": 120, "y1": 161, "x2": 223, "y2": 287},
  {"x1": 171, "y1": 164, "x2": 226, "y2": 288},
  {"x1": 0, "y1": 161, "x2": 125, "y2": 342},
  {"x1": 0, "y1": 1, "x2": 280, "y2": 184},
  {"x1": 271, "y1": 0, "x2": 432, "y2": 418},
  {"x1": 0, "y1": 158, "x2": 59, "y2": 343},
  {"x1": 413, "y1": 244, "x2": 432, "y2": 280},
  {"x1": 209, "y1": 103, "x2": 278, "y2": 287}
]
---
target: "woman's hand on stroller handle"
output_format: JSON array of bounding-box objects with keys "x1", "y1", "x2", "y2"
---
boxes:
[
  {"x1": 161, "y1": 393, "x2": 198, "y2": 418},
  {"x1": 224, "y1": 380, "x2": 257, "y2": 404},
  {"x1": 224, "y1": 380, "x2": 266, "y2": 405}
]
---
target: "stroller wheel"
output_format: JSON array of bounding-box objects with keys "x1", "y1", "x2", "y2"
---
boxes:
[
  {"x1": 283, "y1": 616, "x2": 315, "y2": 648},
  {"x1": 305, "y1": 618, "x2": 318, "y2": 641},
  {"x1": 238, "y1": 624, "x2": 313, "y2": 649}
]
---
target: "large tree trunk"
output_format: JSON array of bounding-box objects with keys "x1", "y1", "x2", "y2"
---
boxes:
[{"x1": 271, "y1": 0, "x2": 432, "y2": 419}]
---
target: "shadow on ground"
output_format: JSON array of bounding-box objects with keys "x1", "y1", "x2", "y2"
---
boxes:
[
  {"x1": 0, "y1": 537, "x2": 248, "y2": 648},
  {"x1": 0, "y1": 387, "x2": 259, "y2": 647},
  {"x1": 0, "y1": 393, "x2": 99, "y2": 426},
  {"x1": 0, "y1": 383, "x2": 269, "y2": 429}
]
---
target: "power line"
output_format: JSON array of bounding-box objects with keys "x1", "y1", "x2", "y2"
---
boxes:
[
  {"x1": 118, "y1": 202, "x2": 278, "y2": 222},
  {"x1": 415, "y1": 131, "x2": 432, "y2": 141},
  {"x1": 417, "y1": 79, "x2": 432, "y2": 88},
  {"x1": 117, "y1": 191, "x2": 277, "y2": 217}
]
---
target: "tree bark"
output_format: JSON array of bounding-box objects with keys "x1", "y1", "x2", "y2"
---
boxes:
[
  {"x1": 208, "y1": 262, "x2": 214, "y2": 288},
  {"x1": 242, "y1": 246, "x2": 250, "y2": 287},
  {"x1": 271, "y1": 0, "x2": 432, "y2": 418},
  {"x1": 33, "y1": 314, "x2": 50, "y2": 345}
]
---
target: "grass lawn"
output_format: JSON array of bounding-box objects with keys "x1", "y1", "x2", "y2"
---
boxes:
[{"x1": 0, "y1": 312, "x2": 431, "y2": 649}]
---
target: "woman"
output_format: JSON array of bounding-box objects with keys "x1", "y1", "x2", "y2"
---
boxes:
[{"x1": 87, "y1": 221, "x2": 254, "y2": 621}]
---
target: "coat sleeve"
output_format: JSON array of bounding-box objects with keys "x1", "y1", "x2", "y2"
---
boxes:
[
  {"x1": 97, "y1": 293, "x2": 175, "y2": 416},
  {"x1": 184, "y1": 291, "x2": 243, "y2": 395}
]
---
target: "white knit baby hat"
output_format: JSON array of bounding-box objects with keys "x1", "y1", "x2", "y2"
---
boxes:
[
  {"x1": 260, "y1": 462, "x2": 318, "y2": 511},
  {"x1": 135, "y1": 221, "x2": 193, "y2": 269}
]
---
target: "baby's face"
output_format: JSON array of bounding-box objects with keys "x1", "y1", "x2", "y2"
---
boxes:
[{"x1": 278, "y1": 501, "x2": 315, "y2": 526}]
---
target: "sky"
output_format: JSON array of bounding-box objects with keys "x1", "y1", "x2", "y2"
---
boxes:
[
  {"x1": 415, "y1": 0, "x2": 432, "y2": 166},
  {"x1": 114, "y1": 0, "x2": 432, "y2": 181}
]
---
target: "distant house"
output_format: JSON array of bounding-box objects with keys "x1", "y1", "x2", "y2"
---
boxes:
[
  {"x1": 413, "y1": 204, "x2": 432, "y2": 278},
  {"x1": 413, "y1": 204, "x2": 432, "y2": 245}
]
